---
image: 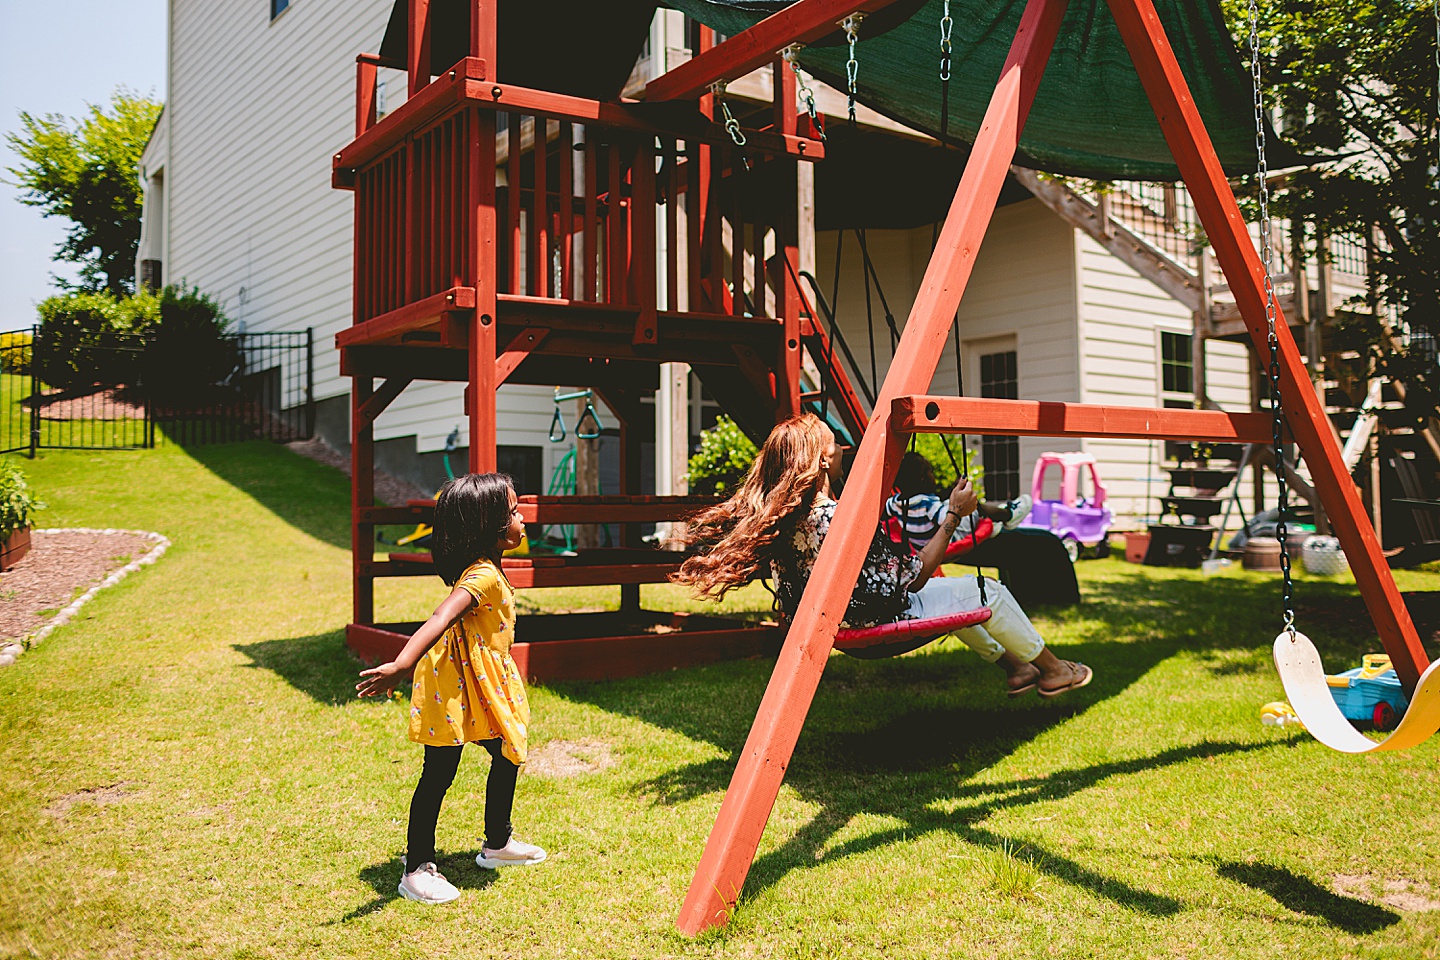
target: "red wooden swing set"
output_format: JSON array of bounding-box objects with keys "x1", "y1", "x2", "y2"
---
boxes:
[{"x1": 336, "y1": 0, "x2": 1432, "y2": 936}]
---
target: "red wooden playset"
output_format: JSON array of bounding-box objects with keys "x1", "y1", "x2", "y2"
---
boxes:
[{"x1": 334, "y1": 0, "x2": 1435, "y2": 935}]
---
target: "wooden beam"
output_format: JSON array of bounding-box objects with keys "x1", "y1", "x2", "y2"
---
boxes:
[
  {"x1": 676, "y1": 0, "x2": 1070, "y2": 936},
  {"x1": 495, "y1": 327, "x2": 549, "y2": 384},
  {"x1": 469, "y1": 109, "x2": 499, "y2": 473},
  {"x1": 354, "y1": 377, "x2": 413, "y2": 429},
  {"x1": 1108, "y1": 0, "x2": 1430, "y2": 689},
  {"x1": 893, "y1": 396, "x2": 1274, "y2": 444},
  {"x1": 644, "y1": 0, "x2": 905, "y2": 103},
  {"x1": 335, "y1": 286, "x2": 475, "y2": 349}
]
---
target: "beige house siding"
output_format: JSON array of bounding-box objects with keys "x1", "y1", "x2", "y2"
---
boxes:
[
  {"x1": 1077, "y1": 233, "x2": 1254, "y2": 530},
  {"x1": 816, "y1": 198, "x2": 1081, "y2": 494}
]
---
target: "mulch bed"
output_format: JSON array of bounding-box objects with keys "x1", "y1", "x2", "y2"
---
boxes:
[
  {"x1": 0, "y1": 530, "x2": 158, "y2": 643},
  {"x1": 26, "y1": 388, "x2": 147, "y2": 421}
]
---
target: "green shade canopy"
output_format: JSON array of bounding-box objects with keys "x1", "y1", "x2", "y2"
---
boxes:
[{"x1": 665, "y1": 0, "x2": 1297, "y2": 181}]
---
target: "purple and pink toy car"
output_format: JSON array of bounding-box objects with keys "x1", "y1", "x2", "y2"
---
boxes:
[{"x1": 1018, "y1": 452, "x2": 1115, "y2": 562}]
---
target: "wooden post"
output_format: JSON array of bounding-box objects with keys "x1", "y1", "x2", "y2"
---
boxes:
[
  {"x1": 575, "y1": 396, "x2": 602, "y2": 549},
  {"x1": 352, "y1": 375, "x2": 376, "y2": 626},
  {"x1": 675, "y1": 0, "x2": 1070, "y2": 934},
  {"x1": 1107, "y1": 0, "x2": 1428, "y2": 689},
  {"x1": 408, "y1": 0, "x2": 432, "y2": 96},
  {"x1": 657, "y1": 362, "x2": 690, "y2": 548},
  {"x1": 469, "y1": 107, "x2": 498, "y2": 473},
  {"x1": 356, "y1": 57, "x2": 378, "y2": 136},
  {"x1": 774, "y1": 56, "x2": 802, "y2": 419}
]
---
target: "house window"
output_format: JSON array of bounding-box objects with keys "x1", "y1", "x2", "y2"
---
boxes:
[
  {"x1": 271, "y1": 0, "x2": 289, "y2": 19},
  {"x1": 1161, "y1": 331, "x2": 1193, "y2": 396},
  {"x1": 979, "y1": 350, "x2": 1020, "y2": 501}
]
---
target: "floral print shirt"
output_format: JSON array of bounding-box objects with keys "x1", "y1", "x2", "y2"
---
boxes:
[{"x1": 770, "y1": 495, "x2": 923, "y2": 627}]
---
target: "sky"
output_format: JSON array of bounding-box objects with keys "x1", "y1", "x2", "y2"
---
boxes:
[{"x1": 0, "y1": 1, "x2": 168, "y2": 332}]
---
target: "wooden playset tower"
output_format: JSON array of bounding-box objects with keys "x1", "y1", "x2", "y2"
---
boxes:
[{"x1": 333, "y1": 1, "x2": 866, "y2": 682}]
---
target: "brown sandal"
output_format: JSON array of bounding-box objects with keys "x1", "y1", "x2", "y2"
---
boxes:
[{"x1": 1037, "y1": 662, "x2": 1093, "y2": 699}]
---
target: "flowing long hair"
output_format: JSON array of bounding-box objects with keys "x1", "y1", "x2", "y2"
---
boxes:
[
  {"x1": 672, "y1": 413, "x2": 830, "y2": 600},
  {"x1": 432, "y1": 472, "x2": 514, "y2": 585}
]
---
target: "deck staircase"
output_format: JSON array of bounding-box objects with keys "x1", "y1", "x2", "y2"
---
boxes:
[{"x1": 1016, "y1": 166, "x2": 1440, "y2": 558}]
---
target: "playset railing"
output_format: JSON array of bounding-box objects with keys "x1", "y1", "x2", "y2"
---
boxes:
[{"x1": 343, "y1": 58, "x2": 813, "y2": 331}]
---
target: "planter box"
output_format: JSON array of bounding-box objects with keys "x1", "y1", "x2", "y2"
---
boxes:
[{"x1": 0, "y1": 526, "x2": 31, "y2": 571}]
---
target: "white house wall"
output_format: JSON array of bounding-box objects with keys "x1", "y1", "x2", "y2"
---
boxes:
[
  {"x1": 1077, "y1": 232, "x2": 1255, "y2": 529},
  {"x1": 159, "y1": 0, "x2": 565, "y2": 462},
  {"x1": 816, "y1": 198, "x2": 1082, "y2": 491}
]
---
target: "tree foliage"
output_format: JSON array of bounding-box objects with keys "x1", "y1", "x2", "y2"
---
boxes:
[
  {"x1": 1221, "y1": 0, "x2": 1439, "y2": 411},
  {"x1": 4, "y1": 89, "x2": 161, "y2": 295}
]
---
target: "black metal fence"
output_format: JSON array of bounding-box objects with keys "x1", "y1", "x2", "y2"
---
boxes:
[{"x1": 1, "y1": 327, "x2": 314, "y2": 456}]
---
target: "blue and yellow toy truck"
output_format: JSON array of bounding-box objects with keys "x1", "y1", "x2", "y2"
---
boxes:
[{"x1": 1328, "y1": 654, "x2": 1410, "y2": 731}]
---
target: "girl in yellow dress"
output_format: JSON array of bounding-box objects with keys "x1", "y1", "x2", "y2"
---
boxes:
[{"x1": 357, "y1": 472, "x2": 546, "y2": 905}]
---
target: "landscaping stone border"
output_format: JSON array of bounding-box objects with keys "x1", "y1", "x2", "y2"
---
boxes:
[{"x1": 0, "y1": 529, "x2": 170, "y2": 667}]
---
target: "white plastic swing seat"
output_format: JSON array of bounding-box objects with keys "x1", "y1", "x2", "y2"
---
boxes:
[{"x1": 1273, "y1": 631, "x2": 1440, "y2": 753}]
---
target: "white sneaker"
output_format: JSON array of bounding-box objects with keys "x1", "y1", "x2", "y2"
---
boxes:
[
  {"x1": 397, "y1": 861, "x2": 460, "y2": 904},
  {"x1": 476, "y1": 836, "x2": 547, "y2": 869},
  {"x1": 1002, "y1": 495, "x2": 1033, "y2": 531}
]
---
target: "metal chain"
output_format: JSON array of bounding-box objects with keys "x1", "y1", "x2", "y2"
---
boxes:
[
  {"x1": 781, "y1": 44, "x2": 826, "y2": 141},
  {"x1": 1249, "y1": 0, "x2": 1295, "y2": 638},
  {"x1": 940, "y1": 0, "x2": 953, "y2": 82},
  {"x1": 842, "y1": 12, "x2": 865, "y2": 125},
  {"x1": 710, "y1": 81, "x2": 748, "y2": 147}
]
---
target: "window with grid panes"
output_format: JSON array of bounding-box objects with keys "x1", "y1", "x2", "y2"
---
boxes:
[
  {"x1": 979, "y1": 350, "x2": 1020, "y2": 500},
  {"x1": 1161, "y1": 331, "x2": 1193, "y2": 396}
]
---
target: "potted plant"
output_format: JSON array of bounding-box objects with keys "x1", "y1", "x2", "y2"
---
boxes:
[{"x1": 0, "y1": 459, "x2": 43, "y2": 571}]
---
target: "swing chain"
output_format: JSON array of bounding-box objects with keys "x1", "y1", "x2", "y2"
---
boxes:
[
  {"x1": 710, "y1": 82, "x2": 748, "y2": 147},
  {"x1": 841, "y1": 12, "x2": 865, "y2": 125},
  {"x1": 1249, "y1": 0, "x2": 1296, "y2": 638},
  {"x1": 781, "y1": 44, "x2": 826, "y2": 141},
  {"x1": 939, "y1": 0, "x2": 953, "y2": 83}
]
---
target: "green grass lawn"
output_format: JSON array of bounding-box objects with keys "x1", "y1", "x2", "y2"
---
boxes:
[{"x1": 2, "y1": 441, "x2": 1439, "y2": 959}]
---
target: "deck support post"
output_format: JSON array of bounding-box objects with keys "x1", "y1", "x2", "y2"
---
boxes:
[
  {"x1": 351, "y1": 375, "x2": 376, "y2": 626},
  {"x1": 674, "y1": 0, "x2": 1070, "y2": 934},
  {"x1": 1106, "y1": 0, "x2": 1428, "y2": 690},
  {"x1": 469, "y1": 107, "x2": 498, "y2": 473}
]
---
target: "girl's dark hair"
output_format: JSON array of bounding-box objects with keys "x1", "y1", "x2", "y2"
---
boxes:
[
  {"x1": 894, "y1": 452, "x2": 937, "y2": 499},
  {"x1": 432, "y1": 472, "x2": 515, "y2": 585}
]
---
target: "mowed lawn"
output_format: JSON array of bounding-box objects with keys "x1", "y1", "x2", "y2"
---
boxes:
[{"x1": 2, "y1": 440, "x2": 1439, "y2": 959}]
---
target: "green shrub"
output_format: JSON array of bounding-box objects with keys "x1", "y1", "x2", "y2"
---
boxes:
[
  {"x1": 143, "y1": 284, "x2": 238, "y2": 402},
  {"x1": 0, "y1": 331, "x2": 32, "y2": 375},
  {"x1": 34, "y1": 289, "x2": 158, "y2": 389},
  {"x1": 911, "y1": 433, "x2": 986, "y2": 499},
  {"x1": 0, "y1": 458, "x2": 44, "y2": 541},
  {"x1": 687, "y1": 416, "x2": 758, "y2": 496}
]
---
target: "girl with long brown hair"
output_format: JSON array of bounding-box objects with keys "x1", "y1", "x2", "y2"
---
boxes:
[{"x1": 674, "y1": 414, "x2": 1092, "y2": 697}]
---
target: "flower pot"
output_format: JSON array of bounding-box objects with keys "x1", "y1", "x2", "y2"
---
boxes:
[
  {"x1": 0, "y1": 526, "x2": 31, "y2": 571},
  {"x1": 1124, "y1": 531, "x2": 1151, "y2": 563}
]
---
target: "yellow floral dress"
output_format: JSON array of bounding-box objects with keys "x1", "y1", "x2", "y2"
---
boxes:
[{"x1": 408, "y1": 558, "x2": 530, "y2": 763}]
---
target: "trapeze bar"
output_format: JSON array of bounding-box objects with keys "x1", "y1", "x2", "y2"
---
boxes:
[
  {"x1": 892, "y1": 395, "x2": 1277, "y2": 444},
  {"x1": 644, "y1": 0, "x2": 906, "y2": 103}
]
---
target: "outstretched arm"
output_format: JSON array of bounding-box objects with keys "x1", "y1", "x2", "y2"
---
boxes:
[
  {"x1": 907, "y1": 478, "x2": 978, "y2": 592},
  {"x1": 356, "y1": 586, "x2": 476, "y2": 697}
]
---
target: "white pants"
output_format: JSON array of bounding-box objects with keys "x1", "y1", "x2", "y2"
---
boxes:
[{"x1": 904, "y1": 576, "x2": 1045, "y2": 664}]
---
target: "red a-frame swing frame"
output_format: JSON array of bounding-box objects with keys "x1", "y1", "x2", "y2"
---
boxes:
[{"x1": 661, "y1": 0, "x2": 1434, "y2": 935}]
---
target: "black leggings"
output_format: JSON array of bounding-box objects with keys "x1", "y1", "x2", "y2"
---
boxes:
[{"x1": 405, "y1": 739, "x2": 518, "y2": 868}]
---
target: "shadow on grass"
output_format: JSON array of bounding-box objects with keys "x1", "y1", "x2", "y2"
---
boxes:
[
  {"x1": 234, "y1": 630, "x2": 360, "y2": 705},
  {"x1": 559, "y1": 570, "x2": 1400, "y2": 914},
  {"x1": 183, "y1": 440, "x2": 352, "y2": 549},
  {"x1": 340, "y1": 852, "x2": 500, "y2": 921},
  {"x1": 1215, "y1": 860, "x2": 1401, "y2": 934}
]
